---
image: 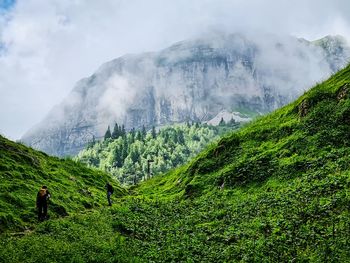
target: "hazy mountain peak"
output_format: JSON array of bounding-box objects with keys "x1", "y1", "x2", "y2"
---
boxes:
[{"x1": 21, "y1": 32, "x2": 350, "y2": 156}]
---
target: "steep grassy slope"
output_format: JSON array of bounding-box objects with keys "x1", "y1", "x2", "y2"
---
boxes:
[
  {"x1": 139, "y1": 65, "x2": 350, "y2": 198},
  {"x1": 2, "y1": 65, "x2": 350, "y2": 262},
  {"x1": 128, "y1": 65, "x2": 350, "y2": 261},
  {"x1": 0, "y1": 135, "x2": 125, "y2": 232}
]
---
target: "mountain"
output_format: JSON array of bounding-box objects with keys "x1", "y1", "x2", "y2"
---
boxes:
[
  {"x1": 312, "y1": 35, "x2": 350, "y2": 71},
  {"x1": 21, "y1": 33, "x2": 350, "y2": 156},
  {"x1": 2, "y1": 63, "x2": 350, "y2": 262},
  {"x1": 0, "y1": 135, "x2": 125, "y2": 232}
]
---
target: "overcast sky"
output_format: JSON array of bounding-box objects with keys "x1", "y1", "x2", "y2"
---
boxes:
[{"x1": 0, "y1": 0, "x2": 350, "y2": 140}]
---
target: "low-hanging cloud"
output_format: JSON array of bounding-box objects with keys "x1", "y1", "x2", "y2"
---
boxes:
[
  {"x1": 1, "y1": 0, "x2": 350, "y2": 139},
  {"x1": 97, "y1": 74, "x2": 137, "y2": 129}
]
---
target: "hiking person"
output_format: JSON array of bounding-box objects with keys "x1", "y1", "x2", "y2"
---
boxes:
[
  {"x1": 36, "y1": 185, "x2": 51, "y2": 221},
  {"x1": 105, "y1": 182, "x2": 114, "y2": 206}
]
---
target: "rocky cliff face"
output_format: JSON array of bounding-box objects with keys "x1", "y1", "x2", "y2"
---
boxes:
[{"x1": 21, "y1": 33, "x2": 350, "y2": 156}]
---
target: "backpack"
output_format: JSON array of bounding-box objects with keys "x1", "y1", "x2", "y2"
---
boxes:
[
  {"x1": 38, "y1": 188, "x2": 50, "y2": 200},
  {"x1": 38, "y1": 189, "x2": 47, "y2": 198}
]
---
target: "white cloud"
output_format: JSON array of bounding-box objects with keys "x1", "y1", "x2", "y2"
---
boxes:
[
  {"x1": 97, "y1": 74, "x2": 136, "y2": 127},
  {"x1": 0, "y1": 0, "x2": 350, "y2": 139}
]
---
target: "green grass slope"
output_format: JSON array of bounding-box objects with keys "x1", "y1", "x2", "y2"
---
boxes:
[
  {"x1": 0, "y1": 135, "x2": 125, "y2": 232},
  {"x1": 128, "y1": 65, "x2": 350, "y2": 261},
  {"x1": 139, "y1": 65, "x2": 350, "y2": 198}
]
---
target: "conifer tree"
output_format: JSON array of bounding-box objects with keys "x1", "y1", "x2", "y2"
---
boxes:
[
  {"x1": 142, "y1": 125, "x2": 147, "y2": 140},
  {"x1": 112, "y1": 123, "x2": 120, "y2": 139},
  {"x1": 130, "y1": 148, "x2": 140, "y2": 163},
  {"x1": 164, "y1": 132, "x2": 169, "y2": 144},
  {"x1": 113, "y1": 146, "x2": 123, "y2": 167},
  {"x1": 136, "y1": 131, "x2": 142, "y2": 141},
  {"x1": 219, "y1": 117, "x2": 226, "y2": 126},
  {"x1": 104, "y1": 125, "x2": 112, "y2": 140},
  {"x1": 130, "y1": 127, "x2": 136, "y2": 143},
  {"x1": 228, "y1": 118, "x2": 236, "y2": 127},
  {"x1": 177, "y1": 130, "x2": 185, "y2": 145},
  {"x1": 122, "y1": 138, "x2": 128, "y2": 160},
  {"x1": 172, "y1": 129, "x2": 178, "y2": 143},
  {"x1": 151, "y1": 126, "x2": 157, "y2": 139},
  {"x1": 121, "y1": 125, "x2": 126, "y2": 137}
]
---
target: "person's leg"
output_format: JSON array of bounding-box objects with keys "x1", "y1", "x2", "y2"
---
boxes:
[
  {"x1": 38, "y1": 203, "x2": 43, "y2": 221},
  {"x1": 107, "y1": 192, "x2": 112, "y2": 206},
  {"x1": 43, "y1": 203, "x2": 48, "y2": 220}
]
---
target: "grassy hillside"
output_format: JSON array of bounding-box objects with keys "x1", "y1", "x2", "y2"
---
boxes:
[
  {"x1": 1, "y1": 64, "x2": 350, "y2": 262},
  {"x1": 130, "y1": 64, "x2": 350, "y2": 261},
  {"x1": 139, "y1": 65, "x2": 350, "y2": 197},
  {"x1": 0, "y1": 135, "x2": 125, "y2": 233}
]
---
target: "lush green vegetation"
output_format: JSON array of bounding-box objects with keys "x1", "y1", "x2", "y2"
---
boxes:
[
  {"x1": 76, "y1": 122, "x2": 239, "y2": 185},
  {"x1": 2, "y1": 64, "x2": 350, "y2": 262},
  {"x1": 0, "y1": 135, "x2": 125, "y2": 233},
  {"x1": 132, "y1": 64, "x2": 350, "y2": 261}
]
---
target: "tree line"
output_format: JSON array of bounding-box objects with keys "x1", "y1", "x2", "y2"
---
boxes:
[{"x1": 75, "y1": 120, "x2": 240, "y2": 185}]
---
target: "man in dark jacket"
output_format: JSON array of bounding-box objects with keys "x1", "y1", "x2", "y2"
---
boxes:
[
  {"x1": 105, "y1": 182, "x2": 114, "y2": 206},
  {"x1": 36, "y1": 185, "x2": 51, "y2": 221}
]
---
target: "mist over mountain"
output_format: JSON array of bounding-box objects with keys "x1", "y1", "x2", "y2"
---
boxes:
[{"x1": 21, "y1": 32, "x2": 350, "y2": 156}]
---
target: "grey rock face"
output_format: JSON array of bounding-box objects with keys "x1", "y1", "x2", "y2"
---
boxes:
[{"x1": 21, "y1": 33, "x2": 350, "y2": 156}]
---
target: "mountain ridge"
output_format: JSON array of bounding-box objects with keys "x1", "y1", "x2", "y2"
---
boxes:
[{"x1": 21, "y1": 33, "x2": 350, "y2": 156}]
